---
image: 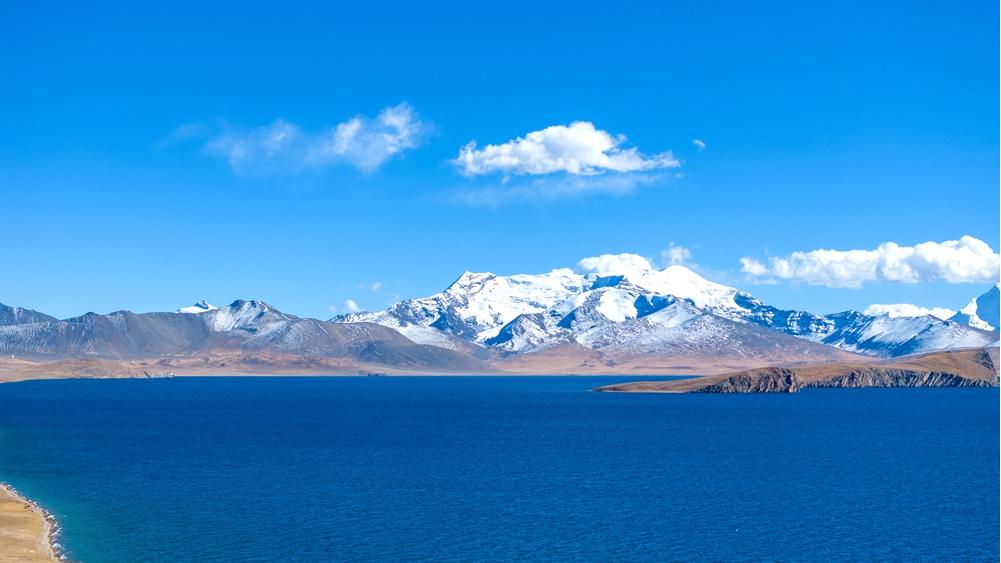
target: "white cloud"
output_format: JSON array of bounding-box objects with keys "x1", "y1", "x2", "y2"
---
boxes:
[
  {"x1": 577, "y1": 247, "x2": 696, "y2": 277},
  {"x1": 199, "y1": 103, "x2": 429, "y2": 174},
  {"x1": 863, "y1": 303, "x2": 955, "y2": 320},
  {"x1": 453, "y1": 121, "x2": 679, "y2": 177},
  {"x1": 692, "y1": 138, "x2": 706, "y2": 151},
  {"x1": 661, "y1": 243, "x2": 692, "y2": 266},
  {"x1": 344, "y1": 299, "x2": 361, "y2": 313},
  {"x1": 577, "y1": 253, "x2": 655, "y2": 277},
  {"x1": 740, "y1": 236, "x2": 1000, "y2": 288},
  {"x1": 369, "y1": 281, "x2": 383, "y2": 292},
  {"x1": 739, "y1": 257, "x2": 771, "y2": 277}
]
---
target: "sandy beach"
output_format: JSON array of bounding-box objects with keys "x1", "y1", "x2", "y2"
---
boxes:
[{"x1": 0, "y1": 484, "x2": 58, "y2": 562}]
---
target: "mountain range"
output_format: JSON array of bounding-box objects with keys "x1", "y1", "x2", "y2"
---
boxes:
[
  {"x1": 336, "y1": 265, "x2": 998, "y2": 360},
  {"x1": 0, "y1": 300, "x2": 484, "y2": 374},
  {"x1": 1, "y1": 265, "x2": 997, "y2": 377}
]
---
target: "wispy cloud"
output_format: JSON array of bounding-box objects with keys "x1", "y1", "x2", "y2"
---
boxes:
[
  {"x1": 178, "y1": 103, "x2": 429, "y2": 175},
  {"x1": 741, "y1": 236, "x2": 1001, "y2": 287},
  {"x1": 343, "y1": 299, "x2": 362, "y2": 313},
  {"x1": 158, "y1": 122, "x2": 211, "y2": 149},
  {"x1": 692, "y1": 138, "x2": 706, "y2": 151},
  {"x1": 448, "y1": 172, "x2": 668, "y2": 207}
]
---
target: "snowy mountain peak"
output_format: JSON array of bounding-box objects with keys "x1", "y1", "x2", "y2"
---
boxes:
[
  {"x1": 620, "y1": 265, "x2": 743, "y2": 312},
  {"x1": 227, "y1": 299, "x2": 271, "y2": 309},
  {"x1": 950, "y1": 284, "x2": 1000, "y2": 331},
  {"x1": 207, "y1": 300, "x2": 285, "y2": 332},
  {"x1": 661, "y1": 264, "x2": 708, "y2": 281},
  {"x1": 434, "y1": 268, "x2": 588, "y2": 341},
  {"x1": 177, "y1": 300, "x2": 217, "y2": 314},
  {"x1": 448, "y1": 270, "x2": 495, "y2": 289}
]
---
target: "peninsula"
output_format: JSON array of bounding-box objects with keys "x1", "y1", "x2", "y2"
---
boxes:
[{"x1": 0, "y1": 484, "x2": 58, "y2": 562}]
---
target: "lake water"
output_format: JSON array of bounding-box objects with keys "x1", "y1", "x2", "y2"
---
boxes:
[{"x1": 0, "y1": 376, "x2": 997, "y2": 561}]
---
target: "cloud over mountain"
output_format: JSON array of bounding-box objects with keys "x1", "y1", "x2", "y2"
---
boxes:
[
  {"x1": 863, "y1": 303, "x2": 954, "y2": 320},
  {"x1": 661, "y1": 243, "x2": 693, "y2": 266},
  {"x1": 577, "y1": 253, "x2": 655, "y2": 277},
  {"x1": 741, "y1": 236, "x2": 1000, "y2": 288}
]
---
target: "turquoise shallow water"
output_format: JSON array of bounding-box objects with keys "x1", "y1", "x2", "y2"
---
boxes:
[{"x1": 0, "y1": 376, "x2": 997, "y2": 562}]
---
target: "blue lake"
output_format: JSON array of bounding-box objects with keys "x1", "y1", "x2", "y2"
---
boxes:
[{"x1": 0, "y1": 376, "x2": 997, "y2": 561}]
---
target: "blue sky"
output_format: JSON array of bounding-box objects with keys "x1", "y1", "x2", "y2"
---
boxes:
[{"x1": 1, "y1": 0, "x2": 998, "y2": 320}]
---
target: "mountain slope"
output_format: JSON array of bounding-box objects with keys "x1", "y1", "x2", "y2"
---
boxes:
[
  {"x1": 0, "y1": 310, "x2": 213, "y2": 358},
  {"x1": 950, "y1": 284, "x2": 1000, "y2": 331},
  {"x1": 819, "y1": 311, "x2": 997, "y2": 357},
  {"x1": 0, "y1": 303, "x2": 57, "y2": 327}
]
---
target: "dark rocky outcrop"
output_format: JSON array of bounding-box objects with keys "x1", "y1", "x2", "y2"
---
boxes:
[
  {"x1": 807, "y1": 368, "x2": 992, "y2": 389},
  {"x1": 696, "y1": 368, "x2": 801, "y2": 393}
]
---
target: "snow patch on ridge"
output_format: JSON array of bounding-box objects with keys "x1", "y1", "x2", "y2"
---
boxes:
[{"x1": 177, "y1": 300, "x2": 217, "y2": 314}]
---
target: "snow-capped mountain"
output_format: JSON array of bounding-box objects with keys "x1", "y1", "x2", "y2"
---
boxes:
[
  {"x1": 950, "y1": 284, "x2": 1000, "y2": 331},
  {"x1": 334, "y1": 269, "x2": 588, "y2": 346},
  {"x1": 336, "y1": 265, "x2": 831, "y2": 344},
  {"x1": 335, "y1": 263, "x2": 998, "y2": 358},
  {"x1": 206, "y1": 300, "x2": 288, "y2": 334},
  {"x1": 484, "y1": 283, "x2": 684, "y2": 353},
  {"x1": 484, "y1": 285, "x2": 846, "y2": 362},
  {"x1": 177, "y1": 300, "x2": 217, "y2": 314}
]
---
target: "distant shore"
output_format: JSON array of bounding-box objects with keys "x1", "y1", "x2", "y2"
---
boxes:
[
  {"x1": 2, "y1": 346, "x2": 997, "y2": 391},
  {"x1": 0, "y1": 483, "x2": 60, "y2": 562},
  {"x1": 0, "y1": 351, "x2": 839, "y2": 384},
  {"x1": 597, "y1": 348, "x2": 999, "y2": 394}
]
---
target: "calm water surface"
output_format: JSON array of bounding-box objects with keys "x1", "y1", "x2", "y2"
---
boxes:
[{"x1": 0, "y1": 376, "x2": 997, "y2": 561}]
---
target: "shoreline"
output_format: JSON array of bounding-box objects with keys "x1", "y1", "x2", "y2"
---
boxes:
[
  {"x1": 0, "y1": 483, "x2": 63, "y2": 561},
  {"x1": 0, "y1": 372, "x2": 695, "y2": 385}
]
